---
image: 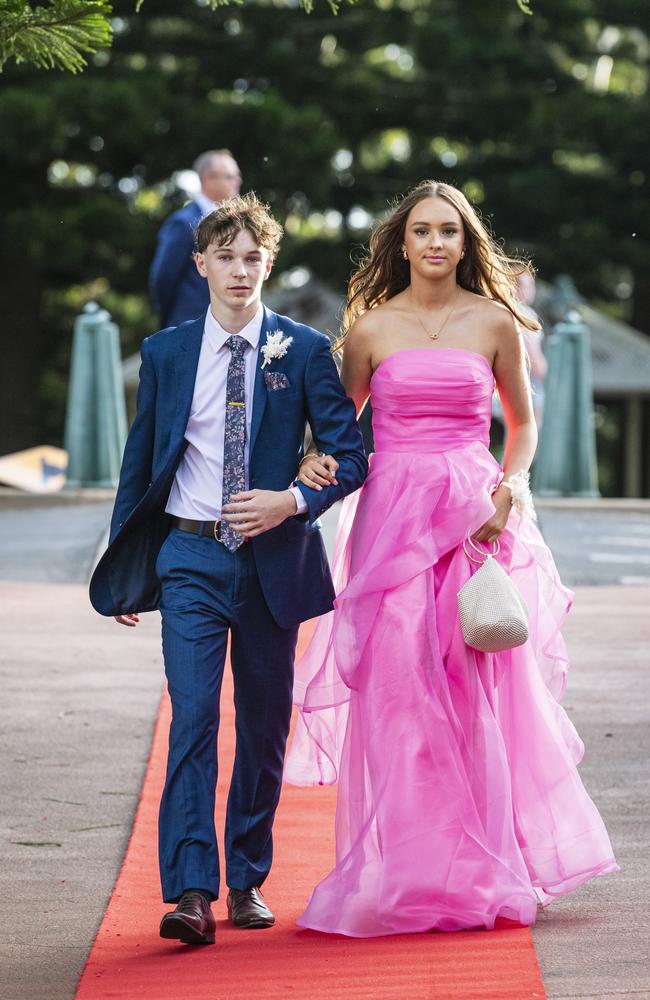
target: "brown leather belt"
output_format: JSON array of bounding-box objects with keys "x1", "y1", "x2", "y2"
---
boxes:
[{"x1": 171, "y1": 516, "x2": 224, "y2": 542}]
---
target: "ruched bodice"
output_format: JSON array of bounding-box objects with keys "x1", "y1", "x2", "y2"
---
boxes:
[{"x1": 371, "y1": 348, "x2": 494, "y2": 454}]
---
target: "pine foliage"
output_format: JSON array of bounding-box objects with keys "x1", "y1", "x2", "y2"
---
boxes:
[
  {"x1": 1, "y1": 0, "x2": 532, "y2": 74},
  {"x1": 0, "y1": 0, "x2": 113, "y2": 73},
  {"x1": 134, "y1": 0, "x2": 353, "y2": 10}
]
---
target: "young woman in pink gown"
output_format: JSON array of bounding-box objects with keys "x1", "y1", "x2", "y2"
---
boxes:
[{"x1": 285, "y1": 180, "x2": 618, "y2": 937}]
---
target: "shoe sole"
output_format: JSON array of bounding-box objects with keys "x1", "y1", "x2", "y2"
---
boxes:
[
  {"x1": 226, "y1": 900, "x2": 275, "y2": 929},
  {"x1": 230, "y1": 916, "x2": 275, "y2": 929},
  {"x1": 159, "y1": 915, "x2": 215, "y2": 945}
]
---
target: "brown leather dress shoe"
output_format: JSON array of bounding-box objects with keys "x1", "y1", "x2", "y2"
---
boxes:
[
  {"x1": 227, "y1": 887, "x2": 275, "y2": 928},
  {"x1": 159, "y1": 891, "x2": 216, "y2": 945}
]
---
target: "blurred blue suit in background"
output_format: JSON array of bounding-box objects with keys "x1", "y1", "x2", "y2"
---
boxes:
[
  {"x1": 149, "y1": 151, "x2": 243, "y2": 327},
  {"x1": 148, "y1": 200, "x2": 208, "y2": 327}
]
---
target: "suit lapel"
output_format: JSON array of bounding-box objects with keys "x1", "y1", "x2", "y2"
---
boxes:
[
  {"x1": 249, "y1": 305, "x2": 275, "y2": 457},
  {"x1": 172, "y1": 317, "x2": 204, "y2": 442}
]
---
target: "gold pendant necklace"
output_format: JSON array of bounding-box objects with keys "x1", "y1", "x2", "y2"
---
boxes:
[{"x1": 410, "y1": 287, "x2": 460, "y2": 341}]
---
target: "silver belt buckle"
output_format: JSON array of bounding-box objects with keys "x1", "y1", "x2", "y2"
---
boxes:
[{"x1": 213, "y1": 520, "x2": 222, "y2": 542}]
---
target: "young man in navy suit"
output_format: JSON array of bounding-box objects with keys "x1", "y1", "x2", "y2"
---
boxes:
[
  {"x1": 149, "y1": 150, "x2": 242, "y2": 327},
  {"x1": 90, "y1": 193, "x2": 367, "y2": 945}
]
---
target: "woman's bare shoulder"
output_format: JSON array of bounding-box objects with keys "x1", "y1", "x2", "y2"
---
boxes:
[
  {"x1": 347, "y1": 300, "x2": 401, "y2": 342},
  {"x1": 464, "y1": 293, "x2": 518, "y2": 338}
]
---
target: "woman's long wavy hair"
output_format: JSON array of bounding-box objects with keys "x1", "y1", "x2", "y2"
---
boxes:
[{"x1": 340, "y1": 180, "x2": 540, "y2": 345}]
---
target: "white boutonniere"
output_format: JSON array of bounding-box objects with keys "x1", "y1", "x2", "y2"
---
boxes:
[{"x1": 261, "y1": 330, "x2": 293, "y2": 369}]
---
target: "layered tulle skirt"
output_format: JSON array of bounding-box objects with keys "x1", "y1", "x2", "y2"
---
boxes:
[{"x1": 285, "y1": 442, "x2": 618, "y2": 937}]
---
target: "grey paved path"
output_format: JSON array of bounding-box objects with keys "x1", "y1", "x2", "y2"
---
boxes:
[
  {"x1": 0, "y1": 494, "x2": 648, "y2": 1000},
  {"x1": 0, "y1": 582, "x2": 162, "y2": 1000},
  {"x1": 0, "y1": 489, "x2": 113, "y2": 584},
  {"x1": 537, "y1": 501, "x2": 650, "y2": 587},
  {"x1": 531, "y1": 586, "x2": 649, "y2": 999}
]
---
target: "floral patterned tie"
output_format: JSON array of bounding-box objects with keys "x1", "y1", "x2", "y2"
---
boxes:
[{"x1": 221, "y1": 335, "x2": 248, "y2": 552}]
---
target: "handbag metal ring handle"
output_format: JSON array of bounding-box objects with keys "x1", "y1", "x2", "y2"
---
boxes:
[{"x1": 462, "y1": 535, "x2": 500, "y2": 564}]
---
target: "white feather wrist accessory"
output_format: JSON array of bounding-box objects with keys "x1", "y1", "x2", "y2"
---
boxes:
[{"x1": 501, "y1": 470, "x2": 537, "y2": 521}]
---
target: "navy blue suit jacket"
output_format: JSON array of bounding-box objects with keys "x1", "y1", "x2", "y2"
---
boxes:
[
  {"x1": 149, "y1": 201, "x2": 209, "y2": 327},
  {"x1": 89, "y1": 306, "x2": 368, "y2": 629}
]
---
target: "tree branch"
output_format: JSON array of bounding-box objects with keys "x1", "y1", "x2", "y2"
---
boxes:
[{"x1": 0, "y1": 1, "x2": 113, "y2": 73}]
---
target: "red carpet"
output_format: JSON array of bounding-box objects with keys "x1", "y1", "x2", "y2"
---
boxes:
[{"x1": 75, "y1": 624, "x2": 547, "y2": 999}]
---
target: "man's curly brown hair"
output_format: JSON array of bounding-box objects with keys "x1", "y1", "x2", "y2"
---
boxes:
[{"x1": 195, "y1": 192, "x2": 283, "y2": 259}]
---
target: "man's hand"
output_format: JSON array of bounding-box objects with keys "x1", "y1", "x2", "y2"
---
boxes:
[
  {"x1": 222, "y1": 489, "x2": 297, "y2": 538},
  {"x1": 114, "y1": 613, "x2": 140, "y2": 627},
  {"x1": 296, "y1": 453, "x2": 339, "y2": 491}
]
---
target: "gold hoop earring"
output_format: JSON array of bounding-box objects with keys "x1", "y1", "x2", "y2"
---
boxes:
[{"x1": 403, "y1": 250, "x2": 408, "y2": 260}]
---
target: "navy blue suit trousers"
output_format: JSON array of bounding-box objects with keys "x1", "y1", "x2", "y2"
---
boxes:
[{"x1": 157, "y1": 528, "x2": 298, "y2": 902}]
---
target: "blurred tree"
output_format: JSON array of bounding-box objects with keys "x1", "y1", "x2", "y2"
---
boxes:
[
  {"x1": 0, "y1": 2, "x2": 536, "y2": 75},
  {"x1": 0, "y1": 0, "x2": 356, "y2": 73},
  {"x1": 0, "y1": 0, "x2": 648, "y2": 452}
]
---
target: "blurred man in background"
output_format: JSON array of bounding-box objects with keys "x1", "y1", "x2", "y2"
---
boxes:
[{"x1": 149, "y1": 149, "x2": 242, "y2": 327}]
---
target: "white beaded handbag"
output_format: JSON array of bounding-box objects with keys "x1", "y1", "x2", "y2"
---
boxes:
[{"x1": 457, "y1": 536, "x2": 529, "y2": 653}]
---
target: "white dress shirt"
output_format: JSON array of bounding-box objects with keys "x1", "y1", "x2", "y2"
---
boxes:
[
  {"x1": 195, "y1": 192, "x2": 217, "y2": 217},
  {"x1": 166, "y1": 305, "x2": 306, "y2": 521}
]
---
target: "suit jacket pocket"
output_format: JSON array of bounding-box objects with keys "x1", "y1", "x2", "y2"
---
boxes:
[
  {"x1": 266, "y1": 386, "x2": 303, "y2": 403},
  {"x1": 264, "y1": 371, "x2": 291, "y2": 391}
]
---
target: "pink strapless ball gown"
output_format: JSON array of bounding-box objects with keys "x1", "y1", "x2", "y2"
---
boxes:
[{"x1": 285, "y1": 348, "x2": 618, "y2": 937}]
